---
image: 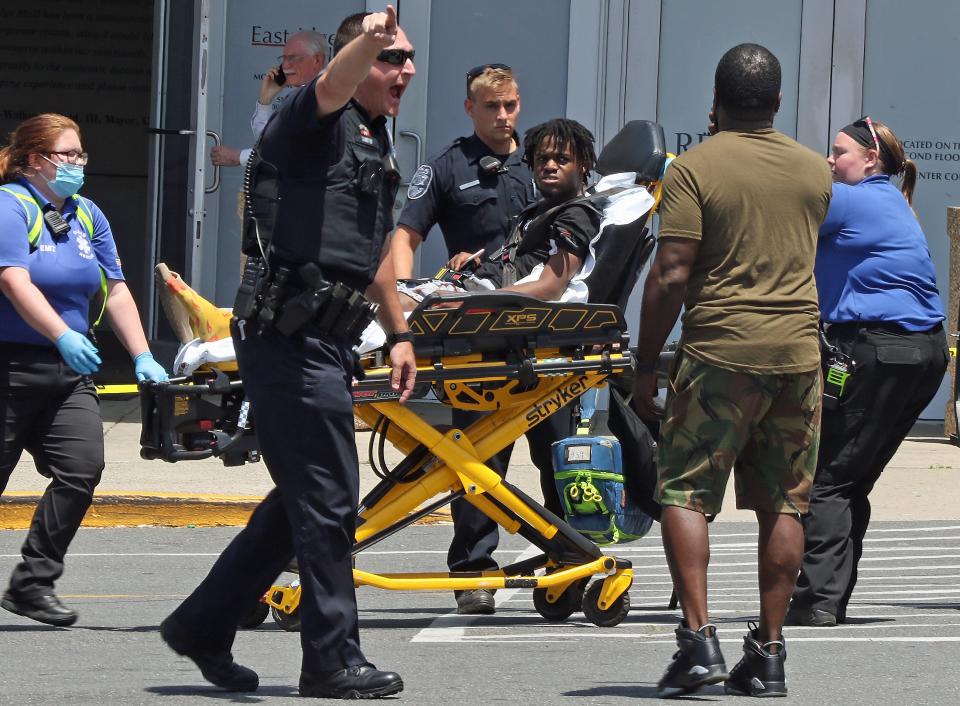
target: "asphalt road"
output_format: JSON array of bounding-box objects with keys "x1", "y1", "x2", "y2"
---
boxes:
[{"x1": 1, "y1": 521, "x2": 959, "y2": 704}]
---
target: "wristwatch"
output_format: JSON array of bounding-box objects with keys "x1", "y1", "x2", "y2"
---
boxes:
[{"x1": 386, "y1": 330, "x2": 414, "y2": 348}]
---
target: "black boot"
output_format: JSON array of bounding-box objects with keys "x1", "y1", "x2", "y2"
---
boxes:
[
  {"x1": 657, "y1": 621, "x2": 729, "y2": 697},
  {"x1": 724, "y1": 621, "x2": 787, "y2": 697},
  {"x1": 160, "y1": 616, "x2": 258, "y2": 692},
  {"x1": 2, "y1": 590, "x2": 78, "y2": 627},
  {"x1": 300, "y1": 664, "x2": 403, "y2": 699}
]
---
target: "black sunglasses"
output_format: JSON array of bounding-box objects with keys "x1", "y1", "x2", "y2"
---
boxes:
[
  {"x1": 377, "y1": 49, "x2": 415, "y2": 66},
  {"x1": 466, "y1": 63, "x2": 512, "y2": 85}
]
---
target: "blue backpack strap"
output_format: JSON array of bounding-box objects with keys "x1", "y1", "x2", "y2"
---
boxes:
[{"x1": 0, "y1": 183, "x2": 43, "y2": 249}]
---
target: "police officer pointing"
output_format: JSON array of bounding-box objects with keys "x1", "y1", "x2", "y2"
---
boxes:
[
  {"x1": 160, "y1": 7, "x2": 415, "y2": 700},
  {"x1": 390, "y1": 66, "x2": 571, "y2": 617}
]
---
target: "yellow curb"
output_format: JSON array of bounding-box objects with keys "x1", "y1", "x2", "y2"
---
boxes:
[{"x1": 0, "y1": 492, "x2": 453, "y2": 529}]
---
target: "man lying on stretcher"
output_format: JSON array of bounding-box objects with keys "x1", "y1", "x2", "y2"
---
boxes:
[
  {"x1": 398, "y1": 118, "x2": 602, "y2": 309},
  {"x1": 354, "y1": 119, "x2": 656, "y2": 353}
]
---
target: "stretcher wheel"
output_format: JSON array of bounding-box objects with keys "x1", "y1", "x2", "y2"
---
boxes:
[
  {"x1": 237, "y1": 601, "x2": 270, "y2": 629},
  {"x1": 582, "y1": 579, "x2": 631, "y2": 627},
  {"x1": 271, "y1": 605, "x2": 302, "y2": 632},
  {"x1": 533, "y1": 578, "x2": 588, "y2": 622}
]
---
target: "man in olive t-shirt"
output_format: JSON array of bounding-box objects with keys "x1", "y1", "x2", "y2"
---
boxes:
[{"x1": 632, "y1": 44, "x2": 831, "y2": 698}]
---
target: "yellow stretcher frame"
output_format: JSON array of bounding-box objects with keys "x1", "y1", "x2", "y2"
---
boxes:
[{"x1": 262, "y1": 343, "x2": 637, "y2": 628}]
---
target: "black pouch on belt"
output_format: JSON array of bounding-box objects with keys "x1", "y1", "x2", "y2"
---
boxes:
[{"x1": 274, "y1": 283, "x2": 333, "y2": 337}]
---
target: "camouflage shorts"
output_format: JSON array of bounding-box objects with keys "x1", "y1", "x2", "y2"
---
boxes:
[{"x1": 657, "y1": 351, "x2": 822, "y2": 515}]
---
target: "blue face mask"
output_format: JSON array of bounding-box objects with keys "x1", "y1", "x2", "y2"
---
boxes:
[{"x1": 41, "y1": 155, "x2": 85, "y2": 198}]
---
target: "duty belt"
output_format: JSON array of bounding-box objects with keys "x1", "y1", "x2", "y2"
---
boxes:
[{"x1": 237, "y1": 261, "x2": 379, "y2": 345}]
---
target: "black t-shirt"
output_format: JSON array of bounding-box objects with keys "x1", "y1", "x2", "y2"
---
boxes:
[{"x1": 473, "y1": 200, "x2": 601, "y2": 287}]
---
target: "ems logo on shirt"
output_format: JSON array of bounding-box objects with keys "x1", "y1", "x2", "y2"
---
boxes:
[
  {"x1": 75, "y1": 230, "x2": 94, "y2": 260},
  {"x1": 407, "y1": 165, "x2": 432, "y2": 200},
  {"x1": 358, "y1": 124, "x2": 375, "y2": 147}
]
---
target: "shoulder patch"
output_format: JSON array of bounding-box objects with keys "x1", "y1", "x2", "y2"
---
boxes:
[{"x1": 407, "y1": 165, "x2": 433, "y2": 200}]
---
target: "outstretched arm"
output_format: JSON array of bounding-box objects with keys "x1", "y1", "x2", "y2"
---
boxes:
[{"x1": 315, "y1": 6, "x2": 398, "y2": 117}]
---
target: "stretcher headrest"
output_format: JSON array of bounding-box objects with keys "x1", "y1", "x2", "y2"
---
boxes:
[{"x1": 595, "y1": 120, "x2": 667, "y2": 183}]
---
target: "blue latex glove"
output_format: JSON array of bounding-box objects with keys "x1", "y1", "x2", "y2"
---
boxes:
[
  {"x1": 133, "y1": 351, "x2": 169, "y2": 382},
  {"x1": 55, "y1": 330, "x2": 101, "y2": 375}
]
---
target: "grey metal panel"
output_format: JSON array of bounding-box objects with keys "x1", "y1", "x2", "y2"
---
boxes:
[
  {"x1": 796, "y1": 0, "x2": 835, "y2": 153},
  {"x1": 566, "y1": 0, "x2": 605, "y2": 138},
  {"x1": 392, "y1": 0, "x2": 432, "y2": 276},
  {"x1": 828, "y1": 0, "x2": 866, "y2": 137},
  {"x1": 623, "y1": 0, "x2": 662, "y2": 126},
  {"x1": 209, "y1": 0, "x2": 364, "y2": 304},
  {"x1": 657, "y1": 0, "x2": 804, "y2": 150},
  {"x1": 416, "y1": 0, "x2": 571, "y2": 277}
]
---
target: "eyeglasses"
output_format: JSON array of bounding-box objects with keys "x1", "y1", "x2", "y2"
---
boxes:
[
  {"x1": 47, "y1": 150, "x2": 88, "y2": 166},
  {"x1": 376, "y1": 49, "x2": 415, "y2": 66},
  {"x1": 466, "y1": 63, "x2": 511, "y2": 88},
  {"x1": 277, "y1": 54, "x2": 308, "y2": 64},
  {"x1": 858, "y1": 116, "x2": 881, "y2": 153}
]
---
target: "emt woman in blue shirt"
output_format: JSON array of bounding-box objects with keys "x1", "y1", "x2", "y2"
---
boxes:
[
  {"x1": 787, "y1": 118, "x2": 948, "y2": 627},
  {"x1": 0, "y1": 113, "x2": 167, "y2": 627}
]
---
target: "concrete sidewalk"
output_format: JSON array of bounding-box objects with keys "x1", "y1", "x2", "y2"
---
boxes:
[{"x1": 3, "y1": 398, "x2": 960, "y2": 528}]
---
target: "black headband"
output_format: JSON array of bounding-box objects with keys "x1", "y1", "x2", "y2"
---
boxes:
[
  {"x1": 840, "y1": 121, "x2": 875, "y2": 150},
  {"x1": 841, "y1": 119, "x2": 895, "y2": 172}
]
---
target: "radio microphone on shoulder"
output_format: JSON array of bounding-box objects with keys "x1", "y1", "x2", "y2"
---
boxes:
[{"x1": 479, "y1": 155, "x2": 506, "y2": 174}]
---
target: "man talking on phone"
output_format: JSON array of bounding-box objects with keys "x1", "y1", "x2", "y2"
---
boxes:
[{"x1": 211, "y1": 31, "x2": 327, "y2": 168}]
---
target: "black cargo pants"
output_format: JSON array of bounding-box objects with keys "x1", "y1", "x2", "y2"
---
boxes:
[{"x1": 792, "y1": 322, "x2": 949, "y2": 620}]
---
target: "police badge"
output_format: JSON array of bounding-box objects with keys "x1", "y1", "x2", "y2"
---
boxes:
[{"x1": 406, "y1": 164, "x2": 432, "y2": 200}]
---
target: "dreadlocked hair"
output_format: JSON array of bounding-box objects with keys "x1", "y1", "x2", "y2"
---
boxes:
[{"x1": 523, "y1": 118, "x2": 596, "y2": 184}]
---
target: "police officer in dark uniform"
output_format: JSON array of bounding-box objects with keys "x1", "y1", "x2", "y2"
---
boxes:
[
  {"x1": 390, "y1": 66, "x2": 571, "y2": 616},
  {"x1": 159, "y1": 7, "x2": 416, "y2": 700},
  {"x1": 392, "y1": 64, "x2": 535, "y2": 278}
]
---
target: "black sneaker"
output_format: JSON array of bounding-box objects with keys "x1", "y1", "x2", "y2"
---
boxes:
[
  {"x1": 657, "y1": 622, "x2": 729, "y2": 698},
  {"x1": 724, "y1": 622, "x2": 787, "y2": 697}
]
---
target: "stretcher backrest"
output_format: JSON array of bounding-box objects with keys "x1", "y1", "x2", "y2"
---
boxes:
[
  {"x1": 585, "y1": 223, "x2": 656, "y2": 309},
  {"x1": 406, "y1": 291, "x2": 628, "y2": 357},
  {"x1": 595, "y1": 120, "x2": 667, "y2": 181},
  {"x1": 584, "y1": 120, "x2": 665, "y2": 308}
]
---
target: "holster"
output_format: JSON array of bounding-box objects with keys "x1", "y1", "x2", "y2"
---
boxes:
[{"x1": 273, "y1": 264, "x2": 379, "y2": 345}]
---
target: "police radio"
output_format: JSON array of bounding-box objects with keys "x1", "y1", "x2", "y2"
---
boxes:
[
  {"x1": 819, "y1": 327, "x2": 856, "y2": 411},
  {"x1": 43, "y1": 207, "x2": 71, "y2": 236},
  {"x1": 479, "y1": 155, "x2": 507, "y2": 174}
]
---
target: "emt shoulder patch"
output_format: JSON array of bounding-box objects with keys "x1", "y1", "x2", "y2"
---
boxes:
[{"x1": 407, "y1": 164, "x2": 433, "y2": 200}]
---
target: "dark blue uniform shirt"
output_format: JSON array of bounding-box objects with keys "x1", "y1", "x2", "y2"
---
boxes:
[
  {"x1": 256, "y1": 80, "x2": 395, "y2": 291},
  {"x1": 398, "y1": 133, "x2": 536, "y2": 261}
]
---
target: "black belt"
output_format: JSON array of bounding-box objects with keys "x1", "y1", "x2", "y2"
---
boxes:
[{"x1": 825, "y1": 321, "x2": 943, "y2": 335}]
